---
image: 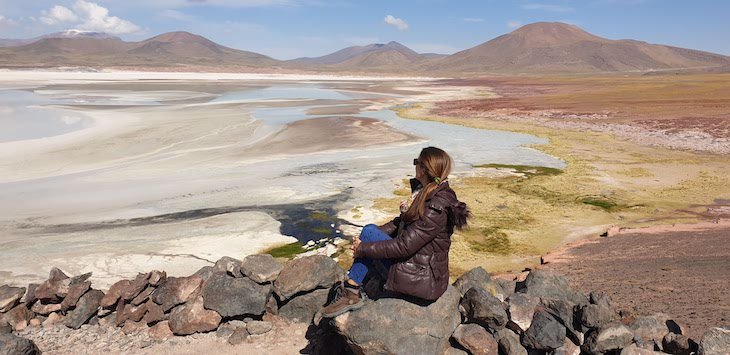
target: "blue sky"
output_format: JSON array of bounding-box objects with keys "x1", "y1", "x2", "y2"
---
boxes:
[{"x1": 0, "y1": 0, "x2": 728, "y2": 60}]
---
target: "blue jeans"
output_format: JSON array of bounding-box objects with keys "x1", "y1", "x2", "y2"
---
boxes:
[{"x1": 348, "y1": 224, "x2": 394, "y2": 285}]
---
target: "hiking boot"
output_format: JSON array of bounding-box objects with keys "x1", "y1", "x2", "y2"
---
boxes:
[{"x1": 320, "y1": 283, "x2": 366, "y2": 318}]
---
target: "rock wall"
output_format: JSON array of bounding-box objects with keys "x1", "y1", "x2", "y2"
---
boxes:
[{"x1": 1, "y1": 254, "x2": 728, "y2": 355}]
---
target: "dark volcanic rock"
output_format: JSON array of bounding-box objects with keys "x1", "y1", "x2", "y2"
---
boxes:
[
  {"x1": 100, "y1": 279, "x2": 132, "y2": 308},
  {"x1": 460, "y1": 287, "x2": 508, "y2": 331},
  {"x1": 192, "y1": 266, "x2": 216, "y2": 281},
  {"x1": 64, "y1": 289, "x2": 104, "y2": 329},
  {"x1": 333, "y1": 286, "x2": 461, "y2": 355},
  {"x1": 0, "y1": 285, "x2": 26, "y2": 313},
  {"x1": 59, "y1": 281, "x2": 91, "y2": 311},
  {"x1": 518, "y1": 269, "x2": 588, "y2": 306},
  {"x1": 582, "y1": 323, "x2": 634, "y2": 354},
  {"x1": 698, "y1": 326, "x2": 730, "y2": 355},
  {"x1": 274, "y1": 255, "x2": 344, "y2": 301},
  {"x1": 278, "y1": 288, "x2": 329, "y2": 323},
  {"x1": 151, "y1": 276, "x2": 203, "y2": 312},
  {"x1": 22, "y1": 283, "x2": 39, "y2": 306},
  {"x1": 240, "y1": 254, "x2": 283, "y2": 283},
  {"x1": 2, "y1": 305, "x2": 32, "y2": 331},
  {"x1": 34, "y1": 271, "x2": 92, "y2": 302},
  {"x1": 522, "y1": 308, "x2": 567, "y2": 351},
  {"x1": 628, "y1": 313, "x2": 672, "y2": 344},
  {"x1": 452, "y1": 323, "x2": 499, "y2": 355},
  {"x1": 131, "y1": 286, "x2": 155, "y2": 306},
  {"x1": 453, "y1": 267, "x2": 506, "y2": 299},
  {"x1": 143, "y1": 301, "x2": 165, "y2": 325},
  {"x1": 505, "y1": 293, "x2": 539, "y2": 332},
  {"x1": 168, "y1": 294, "x2": 221, "y2": 335},
  {"x1": 214, "y1": 256, "x2": 242, "y2": 277},
  {"x1": 121, "y1": 272, "x2": 151, "y2": 301},
  {"x1": 148, "y1": 270, "x2": 166, "y2": 286},
  {"x1": 495, "y1": 328, "x2": 527, "y2": 355},
  {"x1": 0, "y1": 331, "x2": 41, "y2": 355},
  {"x1": 663, "y1": 332, "x2": 698, "y2": 355},
  {"x1": 579, "y1": 303, "x2": 614, "y2": 330},
  {"x1": 202, "y1": 273, "x2": 272, "y2": 318}
]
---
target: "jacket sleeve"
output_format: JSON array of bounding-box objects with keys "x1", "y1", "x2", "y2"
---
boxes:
[
  {"x1": 377, "y1": 216, "x2": 401, "y2": 237},
  {"x1": 360, "y1": 197, "x2": 447, "y2": 259}
]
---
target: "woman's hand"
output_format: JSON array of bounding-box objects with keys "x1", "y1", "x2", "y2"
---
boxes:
[{"x1": 351, "y1": 235, "x2": 362, "y2": 257}]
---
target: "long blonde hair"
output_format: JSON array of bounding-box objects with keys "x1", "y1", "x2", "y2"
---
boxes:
[{"x1": 403, "y1": 147, "x2": 452, "y2": 223}]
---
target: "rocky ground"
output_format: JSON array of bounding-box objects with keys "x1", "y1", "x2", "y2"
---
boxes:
[
  {"x1": 3, "y1": 253, "x2": 729, "y2": 355},
  {"x1": 541, "y1": 222, "x2": 730, "y2": 340}
]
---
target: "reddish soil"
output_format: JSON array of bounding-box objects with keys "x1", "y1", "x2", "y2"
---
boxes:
[{"x1": 540, "y1": 225, "x2": 730, "y2": 339}]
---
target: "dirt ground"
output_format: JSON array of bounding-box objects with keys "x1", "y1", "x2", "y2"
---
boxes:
[{"x1": 539, "y1": 223, "x2": 730, "y2": 339}]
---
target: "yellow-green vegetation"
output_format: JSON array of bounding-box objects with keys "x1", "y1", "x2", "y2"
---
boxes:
[
  {"x1": 382, "y1": 97, "x2": 730, "y2": 277},
  {"x1": 263, "y1": 242, "x2": 306, "y2": 259}
]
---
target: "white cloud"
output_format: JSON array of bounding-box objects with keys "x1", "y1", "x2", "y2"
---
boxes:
[
  {"x1": 521, "y1": 3, "x2": 575, "y2": 12},
  {"x1": 73, "y1": 1, "x2": 141, "y2": 34},
  {"x1": 38, "y1": 1, "x2": 141, "y2": 35},
  {"x1": 463, "y1": 18, "x2": 484, "y2": 23},
  {"x1": 507, "y1": 20, "x2": 522, "y2": 29},
  {"x1": 40, "y1": 5, "x2": 78, "y2": 25},
  {"x1": 384, "y1": 15, "x2": 408, "y2": 31}
]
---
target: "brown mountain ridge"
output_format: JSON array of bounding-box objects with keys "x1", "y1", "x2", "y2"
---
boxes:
[{"x1": 1, "y1": 23, "x2": 728, "y2": 74}]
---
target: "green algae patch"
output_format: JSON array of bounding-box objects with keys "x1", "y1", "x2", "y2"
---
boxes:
[
  {"x1": 263, "y1": 242, "x2": 306, "y2": 259},
  {"x1": 578, "y1": 196, "x2": 619, "y2": 211},
  {"x1": 474, "y1": 163, "x2": 563, "y2": 177}
]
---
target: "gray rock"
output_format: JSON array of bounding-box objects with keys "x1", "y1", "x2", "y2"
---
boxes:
[
  {"x1": 278, "y1": 288, "x2": 329, "y2": 323},
  {"x1": 453, "y1": 267, "x2": 506, "y2": 300},
  {"x1": 582, "y1": 323, "x2": 634, "y2": 354},
  {"x1": 201, "y1": 273, "x2": 271, "y2": 317},
  {"x1": 628, "y1": 313, "x2": 671, "y2": 344},
  {"x1": 240, "y1": 254, "x2": 283, "y2": 283},
  {"x1": 518, "y1": 270, "x2": 588, "y2": 306},
  {"x1": 228, "y1": 327, "x2": 249, "y2": 345},
  {"x1": 213, "y1": 256, "x2": 242, "y2": 277},
  {"x1": 65, "y1": 289, "x2": 104, "y2": 329},
  {"x1": 460, "y1": 287, "x2": 508, "y2": 331},
  {"x1": 552, "y1": 337, "x2": 582, "y2": 355},
  {"x1": 216, "y1": 323, "x2": 237, "y2": 338},
  {"x1": 540, "y1": 298, "x2": 582, "y2": 344},
  {"x1": 496, "y1": 279, "x2": 517, "y2": 295},
  {"x1": 620, "y1": 343, "x2": 665, "y2": 355},
  {"x1": 274, "y1": 255, "x2": 344, "y2": 301},
  {"x1": 444, "y1": 347, "x2": 469, "y2": 355},
  {"x1": 151, "y1": 276, "x2": 203, "y2": 312},
  {"x1": 579, "y1": 303, "x2": 614, "y2": 330},
  {"x1": 333, "y1": 285, "x2": 461, "y2": 355},
  {"x1": 452, "y1": 323, "x2": 499, "y2": 355},
  {"x1": 506, "y1": 293, "x2": 539, "y2": 332},
  {"x1": 495, "y1": 329, "x2": 527, "y2": 355},
  {"x1": 698, "y1": 326, "x2": 730, "y2": 355},
  {"x1": 246, "y1": 320, "x2": 272, "y2": 335},
  {"x1": 192, "y1": 266, "x2": 216, "y2": 281},
  {"x1": 168, "y1": 294, "x2": 221, "y2": 335},
  {"x1": 522, "y1": 308, "x2": 567, "y2": 351},
  {"x1": 0, "y1": 286, "x2": 26, "y2": 313},
  {"x1": 0, "y1": 332, "x2": 41, "y2": 355},
  {"x1": 662, "y1": 332, "x2": 697, "y2": 355}
]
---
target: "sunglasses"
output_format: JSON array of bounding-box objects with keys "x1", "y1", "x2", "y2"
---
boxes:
[{"x1": 413, "y1": 158, "x2": 421, "y2": 166}]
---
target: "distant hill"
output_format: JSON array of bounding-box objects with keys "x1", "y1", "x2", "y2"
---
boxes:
[
  {"x1": 0, "y1": 30, "x2": 121, "y2": 48},
  {"x1": 289, "y1": 41, "x2": 438, "y2": 70},
  {"x1": 0, "y1": 31, "x2": 279, "y2": 69},
  {"x1": 425, "y1": 22, "x2": 730, "y2": 74},
  {"x1": 1, "y1": 24, "x2": 729, "y2": 74}
]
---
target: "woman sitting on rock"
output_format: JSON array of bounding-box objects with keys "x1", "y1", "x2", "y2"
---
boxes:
[{"x1": 321, "y1": 146, "x2": 471, "y2": 318}]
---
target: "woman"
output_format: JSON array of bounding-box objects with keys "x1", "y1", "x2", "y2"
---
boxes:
[{"x1": 321, "y1": 146, "x2": 470, "y2": 318}]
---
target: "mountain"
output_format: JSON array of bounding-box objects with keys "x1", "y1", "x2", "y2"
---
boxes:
[
  {"x1": 0, "y1": 31, "x2": 279, "y2": 69},
  {"x1": 0, "y1": 30, "x2": 121, "y2": 48},
  {"x1": 289, "y1": 41, "x2": 434, "y2": 70},
  {"x1": 426, "y1": 22, "x2": 730, "y2": 74}
]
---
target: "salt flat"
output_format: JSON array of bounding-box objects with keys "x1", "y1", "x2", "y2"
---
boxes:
[{"x1": 0, "y1": 71, "x2": 562, "y2": 287}]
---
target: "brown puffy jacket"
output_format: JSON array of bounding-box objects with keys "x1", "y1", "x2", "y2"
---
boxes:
[{"x1": 358, "y1": 178, "x2": 468, "y2": 301}]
